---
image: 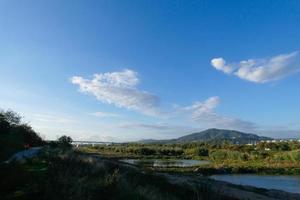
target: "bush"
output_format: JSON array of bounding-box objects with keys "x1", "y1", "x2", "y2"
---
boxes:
[
  {"x1": 195, "y1": 147, "x2": 209, "y2": 156},
  {"x1": 58, "y1": 135, "x2": 73, "y2": 147},
  {"x1": 210, "y1": 150, "x2": 249, "y2": 161},
  {"x1": 274, "y1": 150, "x2": 300, "y2": 161},
  {"x1": 185, "y1": 147, "x2": 209, "y2": 157},
  {"x1": 0, "y1": 109, "x2": 44, "y2": 161},
  {"x1": 135, "y1": 147, "x2": 156, "y2": 155}
]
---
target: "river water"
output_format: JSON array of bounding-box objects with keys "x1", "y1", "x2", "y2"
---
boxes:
[
  {"x1": 211, "y1": 174, "x2": 300, "y2": 194},
  {"x1": 121, "y1": 159, "x2": 210, "y2": 167}
]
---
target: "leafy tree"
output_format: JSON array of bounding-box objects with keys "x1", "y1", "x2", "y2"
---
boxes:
[
  {"x1": 135, "y1": 147, "x2": 156, "y2": 155},
  {"x1": 58, "y1": 135, "x2": 73, "y2": 146},
  {"x1": 0, "y1": 109, "x2": 44, "y2": 161},
  {"x1": 196, "y1": 147, "x2": 209, "y2": 156},
  {"x1": 0, "y1": 110, "x2": 21, "y2": 134}
]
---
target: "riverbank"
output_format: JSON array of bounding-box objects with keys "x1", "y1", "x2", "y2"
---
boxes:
[
  {"x1": 77, "y1": 151, "x2": 300, "y2": 200},
  {"x1": 78, "y1": 144, "x2": 300, "y2": 176},
  {"x1": 162, "y1": 173, "x2": 300, "y2": 200},
  {"x1": 3, "y1": 149, "x2": 300, "y2": 200},
  {"x1": 0, "y1": 149, "x2": 230, "y2": 200}
]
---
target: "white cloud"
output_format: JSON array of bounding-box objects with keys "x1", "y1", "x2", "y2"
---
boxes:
[
  {"x1": 71, "y1": 69, "x2": 161, "y2": 116},
  {"x1": 181, "y1": 96, "x2": 256, "y2": 131},
  {"x1": 119, "y1": 122, "x2": 192, "y2": 131},
  {"x1": 91, "y1": 111, "x2": 121, "y2": 118},
  {"x1": 182, "y1": 96, "x2": 220, "y2": 120},
  {"x1": 70, "y1": 67, "x2": 257, "y2": 132},
  {"x1": 211, "y1": 52, "x2": 299, "y2": 83},
  {"x1": 211, "y1": 58, "x2": 234, "y2": 74},
  {"x1": 75, "y1": 133, "x2": 121, "y2": 142}
]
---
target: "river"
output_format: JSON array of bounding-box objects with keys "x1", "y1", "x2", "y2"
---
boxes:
[
  {"x1": 121, "y1": 159, "x2": 211, "y2": 167},
  {"x1": 211, "y1": 174, "x2": 300, "y2": 194}
]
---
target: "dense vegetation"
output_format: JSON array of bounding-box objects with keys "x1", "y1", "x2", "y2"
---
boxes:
[
  {"x1": 0, "y1": 149, "x2": 231, "y2": 200},
  {"x1": 80, "y1": 141, "x2": 300, "y2": 174},
  {"x1": 0, "y1": 110, "x2": 44, "y2": 161}
]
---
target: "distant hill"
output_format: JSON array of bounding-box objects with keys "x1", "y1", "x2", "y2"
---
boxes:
[
  {"x1": 138, "y1": 128, "x2": 272, "y2": 144},
  {"x1": 176, "y1": 128, "x2": 271, "y2": 144}
]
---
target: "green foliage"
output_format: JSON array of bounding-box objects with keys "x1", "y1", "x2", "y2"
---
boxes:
[
  {"x1": 0, "y1": 109, "x2": 44, "y2": 161},
  {"x1": 0, "y1": 152, "x2": 225, "y2": 200},
  {"x1": 195, "y1": 147, "x2": 209, "y2": 156},
  {"x1": 210, "y1": 150, "x2": 249, "y2": 161},
  {"x1": 135, "y1": 147, "x2": 156, "y2": 155},
  {"x1": 274, "y1": 150, "x2": 300, "y2": 161},
  {"x1": 0, "y1": 110, "x2": 21, "y2": 129},
  {"x1": 257, "y1": 142, "x2": 291, "y2": 151},
  {"x1": 58, "y1": 135, "x2": 73, "y2": 147},
  {"x1": 184, "y1": 147, "x2": 209, "y2": 157},
  {"x1": 81, "y1": 140, "x2": 300, "y2": 166}
]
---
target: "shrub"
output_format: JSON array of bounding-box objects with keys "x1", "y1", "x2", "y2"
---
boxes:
[
  {"x1": 135, "y1": 147, "x2": 156, "y2": 155},
  {"x1": 0, "y1": 109, "x2": 44, "y2": 161},
  {"x1": 210, "y1": 150, "x2": 249, "y2": 161}
]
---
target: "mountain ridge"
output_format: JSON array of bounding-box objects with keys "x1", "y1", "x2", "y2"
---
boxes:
[{"x1": 138, "y1": 128, "x2": 272, "y2": 144}]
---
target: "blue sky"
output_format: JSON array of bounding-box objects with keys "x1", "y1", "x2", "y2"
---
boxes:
[{"x1": 1, "y1": 0, "x2": 300, "y2": 141}]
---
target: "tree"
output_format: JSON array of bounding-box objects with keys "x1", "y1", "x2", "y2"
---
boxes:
[
  {"x1": 57, "y1": 135, "x2": 73, "y2": 148},
  {"x1": 20, "y1": 124, "x2": 44, "y2": 146},
  {"x1": 0, "y1": 109, "x2": 44, "y2": 161},
  {"x1": 0, "y1": 110, "x2": 21, "y2": 134},
  {"x1": 196, "y1": 147, "x2": 209, "y2": 156}
]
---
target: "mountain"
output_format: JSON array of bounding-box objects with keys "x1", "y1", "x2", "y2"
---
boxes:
[
  {"x1": 138, "y1": 128, "x2": 272, "y2": 144},
  {"x1": 176, "y1": 128, "x2": 271, "y2": 144}
]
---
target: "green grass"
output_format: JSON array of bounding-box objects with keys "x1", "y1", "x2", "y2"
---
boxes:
[
  {"x1": 78, "y1": 142, "x2": 300, "y2": 175},
  {"x1": 0, "y1": 149, "x2": 232, "y2": 200}
]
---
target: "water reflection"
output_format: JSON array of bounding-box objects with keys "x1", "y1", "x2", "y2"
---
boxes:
[
  {"x1": 121, "y1": 159, "x2": 210, "y2": 167},
  {"x1": 211, "y1": 174, "x2": 300, "y2": 194}
]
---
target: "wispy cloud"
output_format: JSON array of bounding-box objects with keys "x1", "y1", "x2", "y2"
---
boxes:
[
  {"x1": 31, "y1": 113, "x2": 77, "y2": 125},
  {"x1": 211, "y1": 52, "x2": 299, "y2": 83},
  {"x1": 71, "y1": 69, "x2": 298, "y2": 138},
  {"x1": 179, "y1": 96, "x2": 257, "y2": 131},
  {"x1": 118, "y1": 122, "x2": 197, "y2": 139},
  {"x1": 71, "y1": 70, "x2": 257, "y2": 133},
  {"x1": 71, "y1": 69, "x2": 162, "y2": 117},
  {"x1": 119, "y1": 122, "x2": 193, "y2": 131},
  {"x1": 91, "y1": 111, "x2": 121, "y2": 118}
]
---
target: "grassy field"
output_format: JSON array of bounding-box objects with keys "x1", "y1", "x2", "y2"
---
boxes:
[
  {"x1": 78, "y1": 142, "x2": 300, "y2": 175},
  {"x1": 1, "y1": 148, "x2": 233, "y2": 200}
]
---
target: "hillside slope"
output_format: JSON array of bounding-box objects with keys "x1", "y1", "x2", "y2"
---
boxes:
[{"x1": 139, "y1": 128, "x2": 271, "y2": 144}]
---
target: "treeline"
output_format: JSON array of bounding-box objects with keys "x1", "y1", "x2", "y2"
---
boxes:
[
  {"x1": 0, "y1": 109, "x2": 44, "y2": 161},
  {"x1": 85, "y1": 141, "x2": 300, "y2": 162},
  {"x1": 92, "y1": 143, "x2": 209, "y2": 157}
]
